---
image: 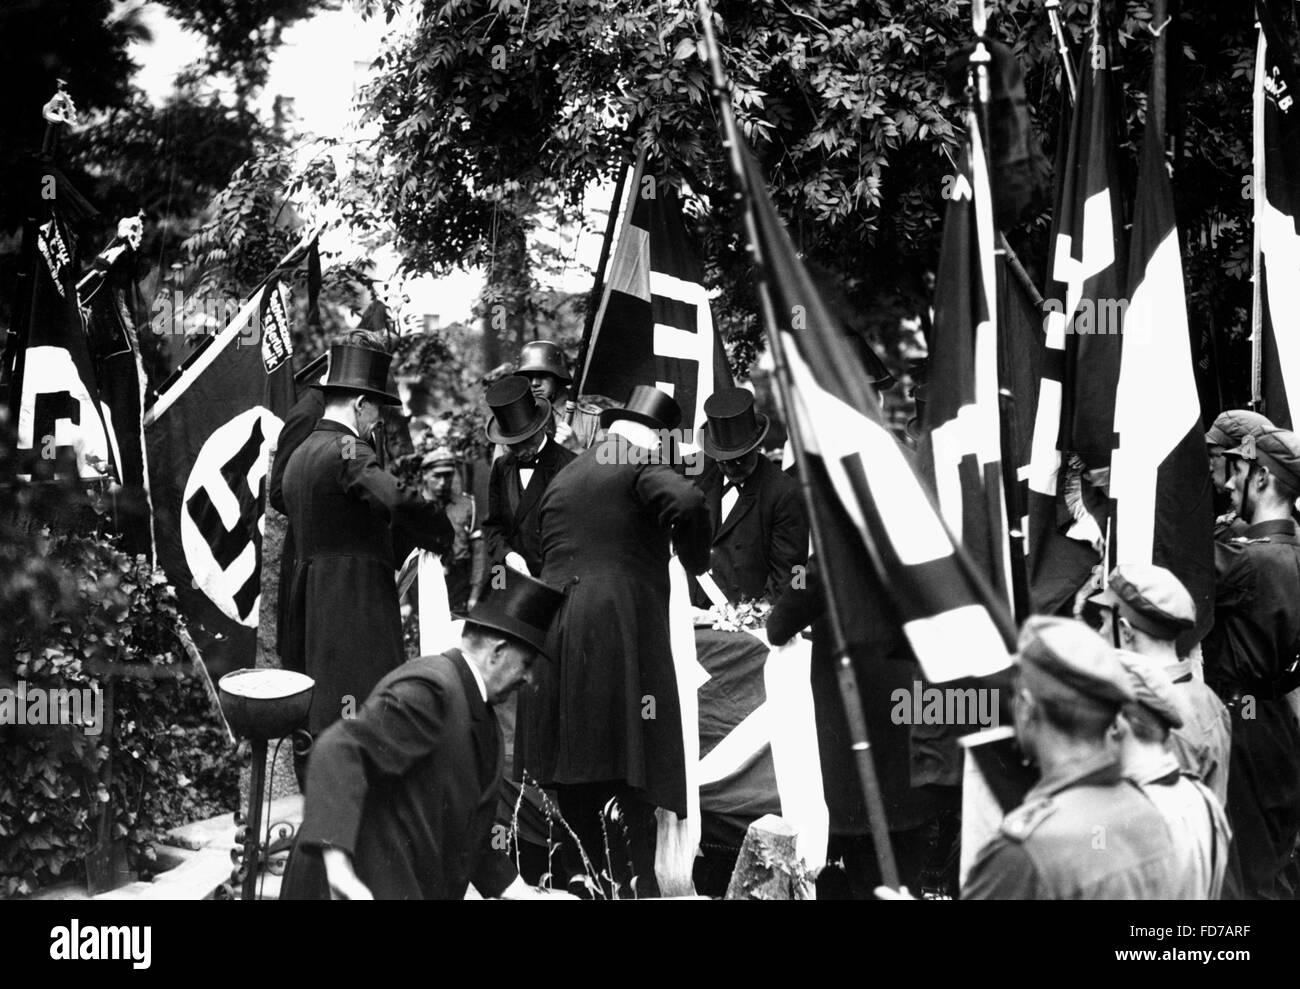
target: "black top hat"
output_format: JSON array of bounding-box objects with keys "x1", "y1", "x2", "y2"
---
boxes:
[
  {"x1": 599, "y1": 385, "x2": 682, "y2": 431},
  {"x1": 485, "y1": 375, "x2": 552, "y2": 445},
  {"x1": 517, "y1": 340, "x2": 572, "y2": 384},
  {"x1": 467, "y1": 569, "x2": 566, "y2": 661},
  {"x1": 321, "y1": 344, "x2": 401, "y2": 405},
  {"x1": 698, "y1": 387, "x2": 770, "y2": 461}
]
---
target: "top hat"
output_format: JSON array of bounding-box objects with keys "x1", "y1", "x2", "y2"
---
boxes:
[
  {"x1": 698, "y1": 387, "x2": 770, "y2": 461},
  {"x1": 321, "y1": 344, "x2": 401, "y2": 405},
  {"x1": 485, "y1": 375, "x2": 552, "y2": 445},
  {"x1": 517, "y1": 340, "x2": 572, "y2": 384},
  {"x1": 599, "y1": 385, "x2": 682, "y2": 431},
  {"x1": 467, "y1": 569, "x2": 566, "y2": 661}
]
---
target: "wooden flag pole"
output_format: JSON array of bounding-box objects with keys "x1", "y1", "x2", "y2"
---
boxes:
[
  {"x1": 572, "y1": 140, "x2": 635, "y2": 417},
  {"x1": 696, "y1": 0, "x2": 900, "y2": 890},
  {"x1": 1251, "y1": 17, "x2": 1265, "y2": 412}
]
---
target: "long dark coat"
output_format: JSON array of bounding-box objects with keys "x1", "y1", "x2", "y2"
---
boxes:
[
  {"x1": 517, "y1": 434, "x2": 710, "y2": 816},
  {"x1": 281, "y1": 419, "x2": 451, "y2": 734},
  {"x1": 480, "y1": 437, "x2": 576, "y2": 581},
  {"x1": 689, "y1": 455, "x2": 808, "y2": 607},
  {"x1": 280, "y1": 650, "x2": 517, "y2": 900},
  {"x1": 269, "y1": 386, "x2": 324, "y2": 670}
]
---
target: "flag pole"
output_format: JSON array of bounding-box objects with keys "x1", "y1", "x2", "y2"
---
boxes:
[
  {"x1": 1251, "y1": 19, "x2": 1265, "y2": 413},
  {"x1": 696, "y1": 0, "x2": 900, "y2": 889},
  {"x1": 1046, "y1": 0, "x2": 1077, "y2": 107},
  {"x1": 572, "y1": 142, "x2": 635, "y2": 417}
]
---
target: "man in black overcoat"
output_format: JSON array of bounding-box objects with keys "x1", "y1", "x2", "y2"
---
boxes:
[
  {"x1": 690, "y1": 387, "x2": 808, "y2": 608},
  {"x1": 280, "y1": 570, "x2": 571, "y2": 900},
  {"x1": 521, "y1": 385, "x2": 711, "y2": 897},
  {"x1": 474, "y1": 375, "x2": 576, "y2": 604},
  {"x1": 281, "y1": 344, "x2": 452, "y2": 742},
  {"x1": 270, "y1": 330, "x2": 390, "y2": 671}
]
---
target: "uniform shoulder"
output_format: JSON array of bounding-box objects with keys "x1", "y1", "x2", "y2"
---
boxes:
[{"x1": 1000, "y1": 796, "x2": 1059, "y2": 843}]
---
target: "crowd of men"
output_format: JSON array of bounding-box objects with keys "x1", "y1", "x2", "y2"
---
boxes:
[{"x1": 269, "y1": 332, "x2": 1300, "y2": 901}]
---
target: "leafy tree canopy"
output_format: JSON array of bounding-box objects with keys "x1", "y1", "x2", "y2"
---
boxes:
[{"x1": 358, "y1": 0, "x2": 1260, "y2": 400}]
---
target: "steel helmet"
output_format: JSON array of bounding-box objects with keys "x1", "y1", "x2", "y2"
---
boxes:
[{"x1": 517, "y1": 340, "x2": 572, "y2": 384}]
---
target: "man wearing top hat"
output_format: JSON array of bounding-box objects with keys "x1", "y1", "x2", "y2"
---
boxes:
[
  {"x1": 516, "y1": 340, "x2": 582, "y2": 451},
  {"x1": 1088, "y1": 563, "x2": 1231, "y2": 807},
  {"x1": 475, "y1": 375, "x2": 577, "y2": 603},
  {"x1": 690, "y1": 387, "x2": 808, "y2": 609},
  {"x1": 270, "y1": 330, "x2": 394, "y2": 672},
  {"x1": 1205, "y1": 410, "x2": 1274, "y2": 541},
  {"x1": 1204, "y1": 427, "x2": 1300, "y2": 898},
  {"x1": 519, "y1": 385, "x2": 711, "y2": 896},
  {"x1": 1112, "y1": 653, "x2": 1232, "y2": 899},
  {"x1": 280, "y1": 569, "x2": 572, "y2": 900},
  {"x1": 281, "y1": 343, "x2": 453, "y2": 745},
  {"x1": 962, "y1": 616, "x2": 1186, "y2": 899}
]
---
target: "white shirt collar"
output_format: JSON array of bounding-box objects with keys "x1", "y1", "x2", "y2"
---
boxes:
[
  {"x1": 320, "y1": 411, "x2": 359, "y2": 437},
  {"x1": 463, "y1": 653, "x2": 489, "y2": 704}
]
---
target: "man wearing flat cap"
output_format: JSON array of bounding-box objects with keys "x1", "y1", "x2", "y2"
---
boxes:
[
  {"x1": 1089, "y1": 563, "x2": 1231, "y2": 806},
  {"x1": 1113, "y1": 654, "x2": 1231, "y2": 899},
  {"x1": 281, "y1": 570, "x2": 572, "y2": 899},
  {"x1": 475, "y1": 375, "x2": 577, "y2": 602},
  {"x1": 1205, "y1": 410, "x2": 1274, "y2": 540},
  {"x1": 690, "y1": 387, "x2": 808, "y2": 609},
  {"x1": 520, "y1": 385, "x2": 711, "y2": 897},
  {"x1": 422, "y1": 447, "x2": 476, "y2": 613},
  {"x1": 962, "y1": 616, "x2": 1186, "y2": 899},
  {"x1": 281, "y1": 343, "x2": 454, "y2": 746},
  {"x1": 1204, "y1": 426, "x2": 1300, "y2": 898}
]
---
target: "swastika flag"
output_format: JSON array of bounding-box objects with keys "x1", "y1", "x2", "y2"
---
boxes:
[
  {"x1": 578, "y1": 152, "x2": 732, "y2": 451},
  {"x1": 146, "y1": 268, "x2": 300, "y2": 677}
]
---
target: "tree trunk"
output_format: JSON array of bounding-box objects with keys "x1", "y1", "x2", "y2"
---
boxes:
[{"x1": 480, "y1": 204, "x2": 531, "y2": 371}]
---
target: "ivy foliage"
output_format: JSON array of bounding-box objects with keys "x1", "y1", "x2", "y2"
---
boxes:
[{"x1": 0, "y1": 415, "x2": 236, "y2": 898}]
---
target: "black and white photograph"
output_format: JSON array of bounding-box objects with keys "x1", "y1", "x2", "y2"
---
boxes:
[{"x1": 0, "y1": 0, "x2": 1290, "y2": 968}]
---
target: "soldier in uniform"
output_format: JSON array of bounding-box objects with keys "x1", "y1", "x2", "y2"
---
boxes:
[
  {"x1": 516, "y1": 340, "x2": 581, "y2": 451},
  {"x1": 1204, "y1": 427, "x2": 1300, "y2": 899},
  {"x1": 1206, "y1": 410, "x2": 1274, "y2": 540},
  {"x1": 1089, "y1": 563, "x2": 1231, "y2": 806},
  {"x1": 962, "y1": 616, "x2": 1187, "y2": 899},
  {"x1": 1112, "y1": 653, "x2": 1231, "y2": 899},
  {"x1": 423, "y1": 447, "x2": 476, "y2": 614}
]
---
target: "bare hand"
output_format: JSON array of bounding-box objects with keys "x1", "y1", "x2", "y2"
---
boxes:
[
  {"x1": 323, "y1": 848, "x2": 373, "y2": 900},
  {"x1": 874, "y1": 885, "x2": 917, "y2": 900}
]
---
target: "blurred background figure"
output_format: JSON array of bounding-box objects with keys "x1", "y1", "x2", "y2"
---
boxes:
[{"x1": 422, "y1": 446, "x2": 476, "y2": 614}]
